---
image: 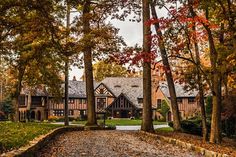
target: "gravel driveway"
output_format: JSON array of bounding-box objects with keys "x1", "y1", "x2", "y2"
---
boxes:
[{"x1": 37, "y1": 131, "x2": 203, "y2": 157}]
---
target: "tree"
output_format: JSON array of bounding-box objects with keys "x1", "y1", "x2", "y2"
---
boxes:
[
  {"x1": 93, "y1": 61, "x2": 128, "y2": 82},
  {"x1": 82, "y1": 0, "x2": 97, "y2": 126},
  {"x1": 0, "y1": 0, "x2": 66, "y2": 121},
  {"x1": 150, "y1": 1, "x2": 182, "y2": 131},
  {"x1": 1, "y1": 97, "x2": 14, "y2": 120},
  {"x1": 158, "y1": 100, "x2": 170, "y2": 121},
  {"x1": 188, "y1": 0, "x2": 208, "y2": 142},
  {"x1": 141, "y1": 0, "x2": 154, "y2": 132}
]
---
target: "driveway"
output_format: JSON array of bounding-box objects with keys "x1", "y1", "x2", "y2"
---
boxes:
[{"x1": 37, "y1": 130, "x2": 202, "y2": 157}]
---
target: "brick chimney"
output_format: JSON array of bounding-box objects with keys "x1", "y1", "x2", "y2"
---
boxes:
[{"x1": 72, "y1": 76, "x2": 77, "y2": 81}]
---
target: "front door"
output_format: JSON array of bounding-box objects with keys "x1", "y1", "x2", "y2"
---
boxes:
[
  {"x1": 120, "y1": 110, "x2": 129, "y2": 118},
  {"x1": 97, "y1": 98, "x2": 106, "y2": 111}
]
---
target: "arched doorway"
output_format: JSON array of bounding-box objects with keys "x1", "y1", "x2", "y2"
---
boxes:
[
  {"x1": 167, "y1": 111, "x2": 172, "y2": 122},
  {"x1": 31, "y1": 111, "x2": 35, "y2": 120},
  {"x1": 37, "y1": 111, "x2": 41, "y2": 121}
]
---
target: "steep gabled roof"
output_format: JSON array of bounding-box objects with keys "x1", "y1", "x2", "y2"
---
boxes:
[
  {"x1": 94, "y1": 83, "x2": 115, "y2": 97},
  {"x1": 159, "y1": 81, "x2": 198, "y2": 98},
  {"x1": 21, "y1": 86, "x2": 48, "y2": 96},
  {"x1": 101, "y1": 77, "x2": 143, "y2": 108},
  {"x1": 67, "y1": 80, "x2": 99, "y2": 98},
  {"x1": 106, "y1": 93, "x2": 138, "y2": 110}
]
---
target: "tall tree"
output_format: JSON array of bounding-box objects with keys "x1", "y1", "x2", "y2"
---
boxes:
[
  {"x1": 0, "y1": 0, "x2": 66, "y2": 121},
  {"x1": 141, "y1": 0, "x2": 154, "y2": 132},
  {"x1": 82, "y1": 0, "x2": 97, "y2": 126},
  {"x1": 150, "y1": 1, "x2": 182, "y2": 131},
  {"x1": 64, "y1": 0, "x2": 70, "y2": 126},
  {"x1": 188, "y1": 0, "x2": 208, "y2": 142}
]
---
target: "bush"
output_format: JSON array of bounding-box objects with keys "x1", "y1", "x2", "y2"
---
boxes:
[
  {"x1": 48, "y1": 116, "x2": 59, "y2": 122},
  {"x1": 181, "y1": 120, "x2": 202, "y2": 135},
  {"x1": 168, "y1": 119, "x2": 210, "y2": 136},
  {"x1": 0, "y1": 111, "x2": 5, "y2": 120},
  {"x1": 105, "y1": 124, "x2": 116, "y2": 130},
  {"x1": 168, "y1": 121, "x2": 173, "y2": 127}
]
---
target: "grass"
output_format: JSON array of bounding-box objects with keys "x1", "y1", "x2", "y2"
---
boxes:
[
  {"x1": 0, "y1": 122, "x2": 62, "y2": 153},
  {"x1": 155, "y1": 127, "x2": 174, "y2": 132},
  {"x1": 72, "y1": 119, "x2": 167, "y2": 126}
]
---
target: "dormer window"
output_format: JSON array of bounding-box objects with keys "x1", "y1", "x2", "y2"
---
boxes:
[
  {"x1": 114, "y1": 85, "x2": 121, "y2": 88},
  {"x1": 138, "y1": 98, "x2": 143, "y2": 103},
  {"x1": 131, "y1": 85, "x2": 139, "y2": 87},
  {"x1": 100, "y1": 88, "x2": 104, "y2": 94}
]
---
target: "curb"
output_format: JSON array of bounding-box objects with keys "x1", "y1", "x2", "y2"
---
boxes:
[
  {"x1": 1, "y1": 126, "x2": 84, "y2": 157},
  {"x1": 140, "y1": 131, "x2": 230, "y2": 157}
]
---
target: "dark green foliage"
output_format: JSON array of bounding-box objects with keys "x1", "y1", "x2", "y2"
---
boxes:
[
  {"x1": 157, "y1": 100, "x2": 170, "y2": 121},
  {"x1": 168, "y1": 119, "x2": 211, "y2": 136},
  {"x1": 222, "y1": 118, "x2": 236, "y2": 138},
  {"x1": 205, "y1": 96, "x2": 212, "y2": 117},
  {"x1": 1, "y1": 98, "x2": 14, "y2": 120},
  {"x1": 0, "y1": 110, "x2": 5, "y2": 120}
]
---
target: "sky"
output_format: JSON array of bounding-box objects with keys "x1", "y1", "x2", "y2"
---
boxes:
[
  {"x1": 69, "y1": 19, "x2": 143, "y2": 80},
  {"x1": 69, "y1": 7, "x2": 169, "y2": 80}
]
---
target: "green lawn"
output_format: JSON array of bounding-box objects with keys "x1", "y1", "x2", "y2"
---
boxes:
[
  {"x1": 72, "y1": 119, "x2": 167, "y2": 126},
  {"x1": 155, "y1": 127, "x2": 174, "y2": 132},
  {"x1": 0, "y1": 122, "x2": 62, "y2": 153}
]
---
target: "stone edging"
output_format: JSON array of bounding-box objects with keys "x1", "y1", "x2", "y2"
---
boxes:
[
  {"x1": 1, "y1": 126, "x2": 84, "y2": 157},
  {"x1": 140, "y1": 131, "x2": 229, "y2": 157}
]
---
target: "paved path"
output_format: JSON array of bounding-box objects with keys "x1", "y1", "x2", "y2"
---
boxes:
[
  {"x1": 51, "y1": 122, "x2": 169, "y2": 131},
  {"x1": 116, "y1": 124, "x2": 169, "y2": 130},
  {"x1": 37, "y1": 131, "x2": 202, "y2": 157}
]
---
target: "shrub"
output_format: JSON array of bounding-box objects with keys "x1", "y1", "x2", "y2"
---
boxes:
[
  {"x1": 157, "y1": 100, "x2": 170, "y2": 121},
  {"x1": 168, "y1": 119, "x2": 210, "y2": 136},
  {"x1": 105, "y1": 124, "x2": 116, "y2": 130},
  {"x1": 168, "y1": 121, "x2": 173, "y2": 127},
  {"x1": 48, "y1": 116, "x2": 59, "y2": 122},
  {"x1": 181, "y1": 120, "x2": 202, "y2": 135}
]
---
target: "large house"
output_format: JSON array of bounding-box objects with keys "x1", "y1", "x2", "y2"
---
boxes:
[
  {"x1": 18, "y1": 77, "x2": 200, "y2": 121},
  {"x1": 155, "y1": 81, "x2": 199, "y2": 121}
]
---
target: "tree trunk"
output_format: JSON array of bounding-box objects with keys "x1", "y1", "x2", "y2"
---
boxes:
[
  {"x1": 150, "y1": 2, "x2": 181, "y2": 131},
  {"x1": 83, "y1": 0, "x2": 97, "y2": 126},
  {"x1": 205, "y1": 20, "x2": 222, "y2": 144},
  {"x1": 64, "y1": 1, "x2": 70, "y2": 126},
  {"x1": 64, "y1": 57, "x2": 69, "y2": 126},
  {"x1": 141, "y1": 0, "x2": 154, "y2": 132},
  {"x1": 188, "y1": 1, "x2": 208, "y2": 142},
  {"x1": 26, "y1": 91, "x2": 31, "y2": 122}
]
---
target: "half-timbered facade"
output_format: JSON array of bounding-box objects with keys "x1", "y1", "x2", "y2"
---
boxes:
[
  {"x1": 155, "y1": 81, "x2": 199, "y2": 121},
  {"x1": 18, "y1": 77, "x2": 199, "y2": 121}
]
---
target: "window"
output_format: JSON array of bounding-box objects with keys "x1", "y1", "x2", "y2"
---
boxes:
[
  {"x1": 137, "y1": 98, "x2": 143, "y2": 103},
  {"x1": 177, "y1": 98, "x2": 183, "y2": 103},
  {"x1": 69, "y1": 99, "x2": 74, "y2": 104},
  {"x1": 32, "y1": 97, "x2": 42, "y2": 106},
  {"x1": 53, "y1": 110, "x2": 64, "y2": 116},
  {"x1": 82, "y1": 99, "x2": 87, "y2": 104},
  {"x1": 157, "y1": 99, "x2": 162, "y2": 109},
  {"x1": 100, "y1": 88, "x2": 104, "y2": 94},
  {"x1": 79, "y1": 99, "x2": 82, "y2": 104},
  {"x1": 69, "y1": 110, "x2": 74, "y2": 116},
  {"x1": 97, "y1": 98, "x2": 106, "y2": 110},
  {"x1": 188, "y1": 98, "x2": 195, "y2": 104},
  {"x1": 19, "y1": 96, "x2": 25, "y2": 106}
]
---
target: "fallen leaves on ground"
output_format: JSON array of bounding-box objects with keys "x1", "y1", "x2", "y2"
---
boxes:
[
  {"x1": 37, "y1": 131, "x2": 202, "y2": 157},
  {"x1": 155, "y1": 131, "x2": 236, "y2": 157}
]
